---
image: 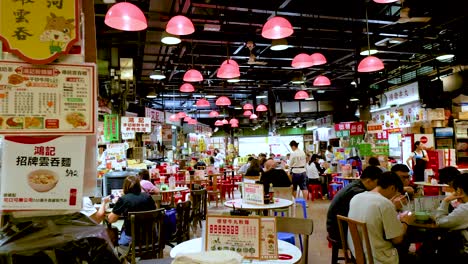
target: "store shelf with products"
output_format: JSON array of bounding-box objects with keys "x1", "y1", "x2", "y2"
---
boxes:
[{"x1": 454, "y1": 121, "x2": 468, "y2": 166}]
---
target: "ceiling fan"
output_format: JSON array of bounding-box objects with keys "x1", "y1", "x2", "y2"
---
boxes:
[{"x1": 246, "y1": 41, "x2": 268, "y2": 66}]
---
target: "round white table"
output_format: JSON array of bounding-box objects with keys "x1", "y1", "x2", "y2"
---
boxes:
[
  {"x1": 224, "y1": 198, "x2": 293, "y2": 211},
  {"x1": 413, "y1": 181, "x2": 449, "y2": 195},
  {"x1": 160, "y1": 186, "x2": 189, "y2": 193},
  {"x1": 170, "y1": 238, "x2": 301, "y2": 263}
]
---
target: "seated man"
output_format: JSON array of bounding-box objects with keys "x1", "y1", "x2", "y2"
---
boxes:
[
  {"x1": 326, "y1": 166, "x2": 383, "y2": 244},
  {"x1": 238, "y1": 156, "x2": 253, "y2": 174},
  {"x1": 347, "y1": 171, "x2": 414, "y2": 264},
  {"x1": 260, "y1": 159, "x2": 292, "y2": 193},
  {"x1": 391, "y1": 164, "x2": 415, "y2": 196},
  {"x1": 81, "y1": 196, "x2": 110, "y2": 224}
]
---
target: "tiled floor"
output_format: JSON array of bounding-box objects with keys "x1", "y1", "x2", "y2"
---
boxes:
[{"x1": 178, "y1": 190, "x2": 334, "y2": 264}]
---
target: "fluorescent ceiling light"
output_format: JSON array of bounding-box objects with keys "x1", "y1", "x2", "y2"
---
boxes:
[
  {"x1": 205, "y1": 95, "x2": 217, "y2": 99},
  {"x1": 305, "y1": 97, "x2": 314, "y2": 101},
  {"x1": 359, "y1": 49, "x2": 378, "y2": 56},
  {"x1": 316, "y1": 90, "x2": 325, "y2": 94},
  {"x1": 256, "y1": 95, "x2": 267, "y2": 99},
  {"x1": 436, "y1": 54, "x2": 455, "y2": 62},
  {"x1": 350, "y1": 97, "x2": 359, "y2": 102},
  {"x1": 149, "y1": 70, "x2": 166, "y2": 80},
  {"x1": 234, "y1": 106, "x2": 242, "y2": 110},
  {"x1": 161, "y1": 93, "x2": 185, "y2": 97},
  {"x1": 227, "y1": 78, "x2": 240, "y2": 83}
]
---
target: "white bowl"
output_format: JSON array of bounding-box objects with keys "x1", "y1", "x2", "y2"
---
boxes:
[{"x1": 27, "y1": 169, "x2": 58, "y2": 192}]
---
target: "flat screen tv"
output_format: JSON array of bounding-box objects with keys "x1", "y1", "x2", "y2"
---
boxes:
[
  {"x1": 102, "y1": 171, "x2": 135, "y2": 196},
  {"x1": 434, "y1": 127, "x2": 454, "y2": 138}
]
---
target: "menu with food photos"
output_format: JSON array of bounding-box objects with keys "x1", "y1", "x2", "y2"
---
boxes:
[
  {"x1": 260, "y1": 217, "x2": 278, "y2": 260},
  {"x1": 205, "y1": 215, "x2": 261, "y2": 259},
  {"x1": 0, "y1": 136, "x2": 86, "y2": 210},
  {"x1": 0, "y1": 61, "x2": 96, "y2": 135}
]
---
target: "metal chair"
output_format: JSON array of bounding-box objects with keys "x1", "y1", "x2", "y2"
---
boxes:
[
  {"x1": 276, "y1": 217, "x2": 314, "y2": 264},
  {"x1": 124, "y1": 208, "x2": 166, "y2": 264},
  {"x1": 337, "y1": 215, "x2": 374, "y2": 264}
]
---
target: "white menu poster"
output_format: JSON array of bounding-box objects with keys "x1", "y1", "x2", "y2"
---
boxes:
[
  {"x1": 0, "y1": 136, "x2": 86, "y2": 210},
  {"x1": 0, "y1": 61, "x2": 96, "y2": 134},
  {"x1": 121, "y1": 117, "x2": 151, "y2": 133},
  {"x1": 243, "y1": 183, "x2": 264, "y2": 205},
  {"x1": 260, "y1": 217, "x2": 278, "y2": 260}
]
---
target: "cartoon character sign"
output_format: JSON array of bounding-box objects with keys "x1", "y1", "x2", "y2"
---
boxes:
[{"x1": 40, "y1": 13, "x2": 75, "y2": 54}]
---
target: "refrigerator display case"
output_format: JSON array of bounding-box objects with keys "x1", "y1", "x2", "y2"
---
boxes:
[{"x1": 433, "y1": 127, "x2": 454, "y2": 149}]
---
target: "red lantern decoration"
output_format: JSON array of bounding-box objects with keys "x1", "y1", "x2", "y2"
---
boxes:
[
  {"x1": 249, "y1": 113, "x2": 258, "y2": 119},
  {"x1": 243, "y1": 110, "x2": 252, "y2": 116},
  {"x1": 215, "y1": 120, "x2": 223, "y2": 126},
  {"x1": 243, "y1": 103, "x2": 253, "y2": 110},
  {"x1": 229, "y1": 118, "x2": 239, "y2": 124},
  {"x1": 209, "y1": 111, "x2": 220, "y2": 117},
  {"x1": 177, "y1": 112, "x2": 187, "y2": 118},
  {"x1": 310, "y1": 53, "x2": 327, "y2": 66},
  {"x1": 195, "y1": 98, "x2": 210, "y2": 107}
]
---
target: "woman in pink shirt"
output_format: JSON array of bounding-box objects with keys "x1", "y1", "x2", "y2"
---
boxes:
[{"x1": 138, "y1": 169, "x2": 160, "y2": 194}]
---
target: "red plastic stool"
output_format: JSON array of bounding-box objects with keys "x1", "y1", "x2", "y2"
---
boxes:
[
  {"x1": 328, "y1": 182, "x2": 343, "y2": 200},
  {"x1": 307, "y1": 184, "x2": 322, "y2": 201}
]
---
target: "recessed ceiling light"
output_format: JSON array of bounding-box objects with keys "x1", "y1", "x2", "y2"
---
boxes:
[
  {"x1": 161, "y1": 93, "x2": 185, "y2": 97},
  {"x1": 436, "y1": 54, "x2": 455, "y2": 62}
]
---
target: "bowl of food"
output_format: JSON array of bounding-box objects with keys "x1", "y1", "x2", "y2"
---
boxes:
[
  {"x1": 27, "y1": 169, "x2": 58, "y2": 192},
  {"x1": 414, "y1": 211, "x2": 431, "y2": 222}
]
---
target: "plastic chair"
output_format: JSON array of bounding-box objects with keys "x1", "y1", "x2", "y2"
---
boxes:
[
  {"x1": 307, "y1": 184, "x2": 322, "y2": 200},
  {"x1": 219, "y1": 180, "x2": 235, "y2": 201},
  {"x1": 328, "y1": 182, "x2": 343, "y2": 200}
]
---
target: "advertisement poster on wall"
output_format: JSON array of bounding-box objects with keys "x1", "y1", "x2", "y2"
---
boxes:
[{"x1": 0, "y1": 136, "x2": 86, "y2": 210}]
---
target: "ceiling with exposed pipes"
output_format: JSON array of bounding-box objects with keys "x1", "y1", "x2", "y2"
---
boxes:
[{"x1": 93, "y1": 0, "x2": 467, "y2": 129}]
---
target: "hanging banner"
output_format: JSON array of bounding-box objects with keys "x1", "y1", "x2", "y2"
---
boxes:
[
  {"x1": 0, "y1": 0, "x2": 79, "y2": 64},
  {"x1": 0, "y1": 61, "x2": 96, "y2": 134},
  {"x1": 0, "y1": 136, "x2": 86, "y2": 210},
  {"x1": 145, "y1": 107, "x2": 164, "y2": 123},
  {"x1": 121, "y1": 117, "x2": 151, "y2": 133},
  {"x1": 104, "y1": 114, "x2": 119, "y2": 142}
]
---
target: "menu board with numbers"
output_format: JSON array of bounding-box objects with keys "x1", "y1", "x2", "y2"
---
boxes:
[
  {"x1": 205, "y1": 215, "x2": 261, "y2": 259},
  {"x1": 0, "y1": 136, "x2": 86, "y2": 210},
  {"x1": 0, "y1": 61, "x2": 96, "y2": 134}
]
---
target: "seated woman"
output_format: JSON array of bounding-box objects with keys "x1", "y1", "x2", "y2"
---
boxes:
[
  {"x1": 433, "y1": 173, "x2": 468, "y2": 261},
  {"x1": 138, "y1": 169, "x2": 160, "y2": 194},
  {"x1": 245, "y1": 158, "x2": 262, "y2": 177},
  {"x1": 107, "y1": 175, "x2": 157, "y2": 246}
]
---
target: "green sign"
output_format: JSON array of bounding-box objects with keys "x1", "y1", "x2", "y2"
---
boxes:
[
  {"x1": 104, "y1": 114, "x2": 119, "y2": 142},
  {"x1": 349, "y1": 135, "x2": 362, "y2": 148},
  {"x1": 336, "y1": 130, "x2": 350, "y2": 138},
  {"x1": 358, "y1": 143, "x2": 372, "y2": 156}
]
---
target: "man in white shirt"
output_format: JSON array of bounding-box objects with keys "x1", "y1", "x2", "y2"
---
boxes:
[
  {"x1": 347, "y1": 171, "x2": 414, "y2": 264},
  {"x1": 289, "y1": 140, "x2": 308, "y2": 200}
]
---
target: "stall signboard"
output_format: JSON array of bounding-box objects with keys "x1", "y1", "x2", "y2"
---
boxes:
[
  {"x1": 367, "y1": 124, "x2": 383, "y2": 134},
  {"x1": 335, "y1": 130, "x2": 350, "y2": 138},
  {"x1": 384, "y1": 82, "x2": 419, "y2": 107},
  {"x1": 260, "y1": 217, "x2": 278, "y2": 260},
  {"x1": 104, "y1": 114, "x2": 119, "y2": 142},
  {"x1": 0, "y1": 1, "x2": 79, "y2": 64},
  {"x1": 0, "y1": 136, "x2": 86, "y2": 210},
  {"x1": 97, "y1": 121, "x2": 110, "y2": 145},
  {"x1": 349, "y1": 135, "x2": 362, "y2": 148},
  {"x1": 0, "y1": 61, "x2": 96, "y2": 134},
  {"x1": 242, "y1": 183, "x2": 264, "y2": 205},
  {"x1": 371, "y1": 103, "x2": 425, "y2": 129},
  {"x1": 121, "y1": 131, "x2": 135, "y2": 140},
  {"x1": 105, "y1": 143, "x2": 126, "y2": 169},
  {"x1": 205, "y1": 215, "x2": 261, "y2": 259},
  {"x1": 376, "y1": 130, "x2": 389, "y2": 140},
  {"x1": 350, "y1": 122, "x2": 365, "y2": 136},
  {"x1": 121, "y1": 117, "x2": 151, "y2": 133},
  {"x1": 145, "y1": 107, "x2": 164, "y2": 123},
  {"x1": 358, "y1": 143, "x2": 372, "y2": 156},
  {"x1": 334, "y1": 122, "x2": 351, "y2": 131}
]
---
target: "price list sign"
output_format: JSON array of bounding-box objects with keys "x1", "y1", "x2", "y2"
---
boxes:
[
  {"x1": 0, "y1": 136, "x2": 86, "y2": 210},
  {"x1": 205, "y1": 215, "x2": 261, "y2": 259},
  {"x1": 0, "y1": 61, "x2": 96, "y2": 134}
]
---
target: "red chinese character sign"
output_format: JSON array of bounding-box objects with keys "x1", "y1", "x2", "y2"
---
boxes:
[
  {"x1": 0, "y1": 0, "x2": 79, "y2": 64},
  {"x1": 121, "y1": 117, "x2": 151, "y2": 133},
  {"x1": 0, "y1": 136, "x2": 86, "y2": 210}
]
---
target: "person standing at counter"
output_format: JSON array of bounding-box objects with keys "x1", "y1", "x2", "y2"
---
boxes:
[
  {"x1": 406, "y1": 141, "x2": 429, "y2": 182},
  {"x1": 106, "y1": 176, "x2": 156, "y2": 246},
  {"x1": 213, "y1": 148, "x2": 225, "y2": 168},
  {"x1": 289, "y1": 140, "x2": 308, "y2": 200}
]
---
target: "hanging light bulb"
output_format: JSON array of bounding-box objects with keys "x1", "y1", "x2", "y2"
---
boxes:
[
  {"x1": 243, "y1": 110, "x2": 252, "y2": 116},
  {"x1": 166, "y1": 15, "x2": 195, "y2": 35},
  {"x1": 294, "y1": 90, "x2": 309, "y2": 100},
  {"x1": 292, "y1": 53, "x2": 314, "y2": 69},
  {"x1": 104, "y1": 2, "x2": 147, "y2": 31},
  {"x1": 310, "y1": 53, "x2": 327, "y2": 66},
  {"x1": 261, "y1": 16, "x2": 294, "y2": 40},
  {"x1": 179, "y1": 83, "x2": 195, "y2": 92},
  {"x1": 215, "y1": 96, "x2": 231, "y2": 106},
  {"x1": 183, "y1": 69, "x2": 203, "y2": 82},
  {"x1": 256, "y1": 104, "x2": 268, "y2": 112},
  {"x1": 313, "y1": 75, "x2": 331, "y2": 86},
  {"x1": 209, "y1": 111, "x2": 220, "y2": 117},
  {"x1": 195, "y1": 98, "x2": 210, "y2": 107},
  {"x1": 243, "y1": 103, "x2": 254, "y2": 110}
]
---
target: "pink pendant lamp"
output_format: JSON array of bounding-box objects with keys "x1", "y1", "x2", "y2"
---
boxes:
[
  {"x1": 183, "y1": 116, "x2": 192, "y2": 122},
  {"x1": 166, "y1": 15, "x2": 195, "y2": 35},
  {"x1": 358, "y1": 56, "x2": 384, "y2": 73},
  {"x1": 215, "y1": 96, "x2": 231, "y2": 106},
  {"x1": 209, "y1": 110, "x2": 220, "y2": 118},
  {"x1": 249, "y1": 113, "x2": 258, "y2": 119},
  {"x1": 229, "y1": 118, "x2": 239, "y2": 124},
  {"x1": 294, "y1": 90, "x2": 309, "y2": 100},
  {"x1": 373, "y1": 0, "x2": 398, "y2": 3},
  {"x1": 183, "y1": 69, "x2": 203, "y2": 82},
  {"x1": 310, "y1": 53, "x2": 327, "y2": 66},
  {"x1": 177, "y1": 112, "x2": 187, "y2": 118},
  {"x1": 179, "y1": 83, "x2": 195, "y2": 92},
  {"x1": 313, "y1": 75, "x2": 331, "y2": 86},
  {"x1": 261, "y1": 16, "x2": 294, "y2": 40},
  {"x1": 243, "y1": 110, "x2": 252, "y2": 116},
  {"x1": 105, "y1": 2, "x2": 147, "y2": 31},
  {"x1": 222, "y1": 119, "x2": 229, "y2": 125},
  {"x1": 243, "y1": 103, "x2": 253, "y2": 110},
  {"x1": 196, "y1": 98, "x2": 210, "y2": 107},
  {"x1": 292, "y1": 53, "x2": 314, "y2": 69},
  {"x1": 256, "y1": 104, "x2": 268, "y2": 112},
  {"x1": 231, "y1": 123, "x2": 239, "y2": 128},
  {"x1": 217, "y1": 60, "x2": 240, "y2": 79},
  {"x1": 214, "y1": 120, "x2": 223, "y2": 126},
  {"x1": 188, "y1": 119, "x2": 197, "y2": 125}
]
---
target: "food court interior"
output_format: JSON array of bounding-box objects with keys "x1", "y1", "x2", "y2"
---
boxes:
[{"x1": 0, "y1": 0, "x2": 468, "y2": 263}]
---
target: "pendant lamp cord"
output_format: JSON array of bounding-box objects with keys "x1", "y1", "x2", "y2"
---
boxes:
[{"x1": 365, "y1": 6, "x2": 371, "y2": 56}]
